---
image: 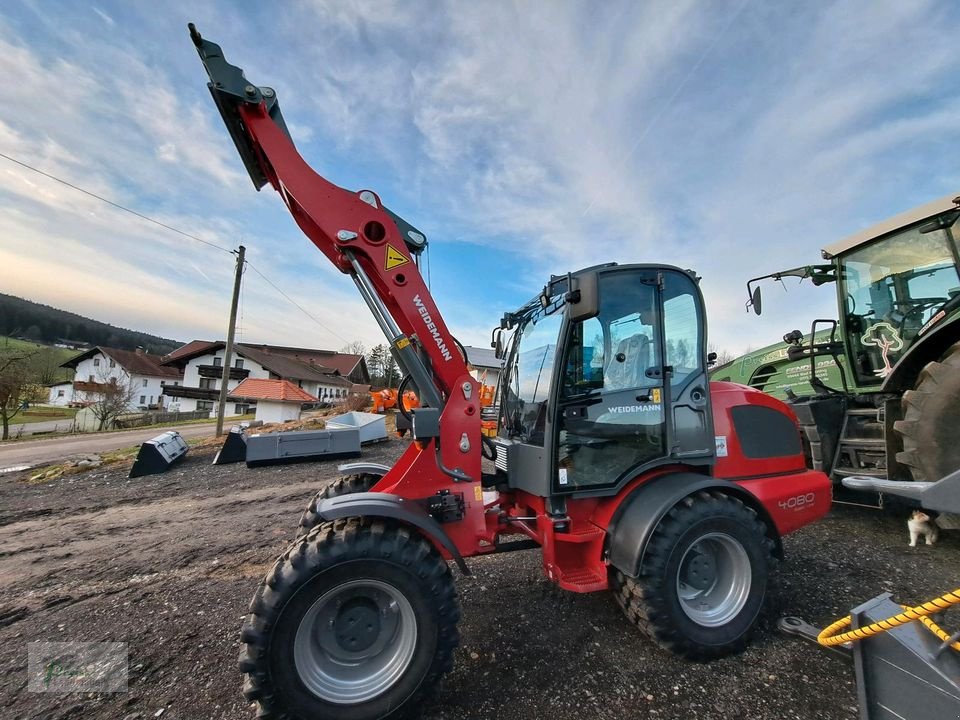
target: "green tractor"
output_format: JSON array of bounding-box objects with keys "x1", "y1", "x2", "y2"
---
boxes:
[{"x1": 715, "y1": 193, "x2": 960, "y2": 488}]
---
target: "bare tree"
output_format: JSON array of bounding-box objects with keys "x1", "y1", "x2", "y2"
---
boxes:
[
  {"x1": 0, "y1": 351, "x2": 36, "y2": 440},
  {"x1": 340, "y1": 340, "x2": 367, "y2": 356},
  {"x1": 86, "y1": 368, "x2": 138, "y2": 431},
  {"x1": 31, "y1": 348, "x2": 69, "y2": 386}
]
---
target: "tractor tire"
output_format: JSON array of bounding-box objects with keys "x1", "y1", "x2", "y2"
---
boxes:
[
  {"x1": 894, "y1": 341, "x2": 960, "y2": 482},
  {"x1": 239, "y1": 518, "x2": 460, "y2": 720},
  {"x1": 611, "y1": 491, "x2": 775, "y2": 661},
  {"x1": 297, "y1": 473, "x2": 381, "y2": 537}
]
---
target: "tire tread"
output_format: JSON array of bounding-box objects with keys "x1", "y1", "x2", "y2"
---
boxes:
[{"x1": 240, "y1": 517, "x2": 459, "y2": 719}]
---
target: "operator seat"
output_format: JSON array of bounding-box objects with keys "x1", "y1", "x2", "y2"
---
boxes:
[{"x1": 605, "y1": 334, "x2": 651, "y2": 390}]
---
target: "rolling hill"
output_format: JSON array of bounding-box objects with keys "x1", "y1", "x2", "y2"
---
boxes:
[{"x1": 0, "y1": 293, "x2": 182, "y2": 356}]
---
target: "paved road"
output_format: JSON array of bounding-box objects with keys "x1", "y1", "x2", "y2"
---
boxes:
[
  {"x1": 0, "y1": 423, "x2": 218, "y2": 470},
  {"x1": 6, "y1": 418, "x2": 76, "y2": 437}
]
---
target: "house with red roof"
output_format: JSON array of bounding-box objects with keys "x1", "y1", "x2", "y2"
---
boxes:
[
  {"x1": 230, "y1": 378, "x2": 318, "y2": 424},
  {"x1": 159, "y1": 341, "x2": 369, "y2": 416}
]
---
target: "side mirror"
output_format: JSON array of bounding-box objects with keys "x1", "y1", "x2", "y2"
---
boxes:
[
  {"x1": 568, "y1": 272, "x2": 599, "y2": 323},
  {"x1": 750, "y1": 286, "x2": 762, "y2": 316},
  {"x1": 707, "y1": 351, "x2": 718, "y2": 367},
  {"x1": 491, "y1": 328, "x2": 504, "y2": 360}
]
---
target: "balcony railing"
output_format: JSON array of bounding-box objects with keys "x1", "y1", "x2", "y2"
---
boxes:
[
  {"x1": 161, "y1": 385, "x2": 220, "y2": 400},
  {"x1": 197, "y1": 364, "x2": 250, "y2": 380}
]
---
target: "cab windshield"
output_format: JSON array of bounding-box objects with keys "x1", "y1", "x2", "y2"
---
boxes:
[
  {"x1": 502, "y1": 300, "x2": 564, "y2": 444},
  {"x1": 841, "y1": 218, "x2": 960, "y2": 382}
]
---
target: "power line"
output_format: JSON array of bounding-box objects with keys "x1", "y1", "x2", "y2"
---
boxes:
[
  {"x1": 245, "y1": 261, "x2": 348, "y2": 343},
  {"x1": 0, "y1": 151, "x2": 233, "y2": 254},
  {"x1": 0, "y1": 151, "x2": 347, "y2": 344}
]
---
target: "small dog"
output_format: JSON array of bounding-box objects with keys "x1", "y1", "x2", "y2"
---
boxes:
[{"x1": 908, "y1": 510, "x2": 939, "y2": 547}]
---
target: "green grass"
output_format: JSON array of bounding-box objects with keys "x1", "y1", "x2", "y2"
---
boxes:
[
  {"x1": 0, "y1": 336, "x2": 78, "y2": 384},
  {"x1": 0, "y1": 335, "x2": 48, "y2": 352},
  {"x1": 0, "y1": 335, "x2": 77, "y2": 359},
  {"x1": 12, "y1": 407, "x2": 79, "y2": 424}
]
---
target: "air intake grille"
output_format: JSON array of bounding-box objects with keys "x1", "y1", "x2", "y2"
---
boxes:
[{"x1": 492, "y1": 437, "x2": 510, "y2": 473}]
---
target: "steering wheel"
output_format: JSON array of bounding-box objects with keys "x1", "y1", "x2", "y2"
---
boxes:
[
  {"x1": 846, "y1": 293, "x2": 856, "y2": 315},
  {"x1": 894, "y1": 298, "x2": 944, "y2": 335}
]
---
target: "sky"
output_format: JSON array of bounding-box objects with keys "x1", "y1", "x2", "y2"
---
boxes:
[{"x1": 0, "y1": 0, "x2": 958, "y2": 358}]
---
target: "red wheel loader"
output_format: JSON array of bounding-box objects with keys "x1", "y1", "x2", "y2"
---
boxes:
[{"x1": 189, "y1": 25, "x2": 832, "y2": 720}]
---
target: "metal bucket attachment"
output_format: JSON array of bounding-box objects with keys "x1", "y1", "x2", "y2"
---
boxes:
[
  {"x1": 851, "y1": 593, "x2": 960, "y2": 719},
  {"x1": 245, "y1": 428, "x2": 361, "y2": 467},
  {"x1": 129, "y1": 431, "x2": 189, "y2": 478},
  {"x1": 326, "y1": 411, "x2": 388, "y2": 444},
  {"x1": 213, "y1": 428, "x2": 247, "y2": 465}
]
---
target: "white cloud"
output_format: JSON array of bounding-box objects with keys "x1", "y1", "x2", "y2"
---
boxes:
[{"x1": 1, "y1": 0, "x2": 958, "y2": 362}]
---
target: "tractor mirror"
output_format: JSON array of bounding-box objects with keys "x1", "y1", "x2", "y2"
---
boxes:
[
  {"x1": 492, "y1": 328, "x2": 504, "y2": 360},
  {"x1": 919, "y1": 210, "x2": 960, "y2": 233},
  {"x1": 750, "y1": 286, "x2": 762, "y2": 316},
  {"x1": 568, "y1": 272, "x2": 599, "y2": 322}
]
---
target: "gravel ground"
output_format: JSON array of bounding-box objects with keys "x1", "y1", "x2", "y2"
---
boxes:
[{"x1": 1, "y1": 436, "x2": 957, "y2": 720}]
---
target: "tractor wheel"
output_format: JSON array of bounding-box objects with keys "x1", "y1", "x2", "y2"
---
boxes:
[
  {"x1": 239, "y1": 518, "x2": 460, "y2": 720},
  {"x1": 894, "y1": 341, "x2": 960, "y2": 482},
  {"x1": 297, "y1": 474, "x2": 381, "y2": 537},
  {"x1": 612, "y1": 491, "x2": 774, "y2": 661}
]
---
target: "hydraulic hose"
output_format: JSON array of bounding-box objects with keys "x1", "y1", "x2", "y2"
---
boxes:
[
  {"x1": 817, "y1": 587, "x2": 960, "y2": 650},
  {"x1": 396, "y1": 374, "x2": 414, "y2": 422}
]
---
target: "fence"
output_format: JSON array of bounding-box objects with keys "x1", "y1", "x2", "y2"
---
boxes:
[{"x1": 113, "y1": 410, "x2": 210, "y2": 429}]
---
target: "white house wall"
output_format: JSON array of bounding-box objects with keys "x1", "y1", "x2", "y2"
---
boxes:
[
  {"x1": 256, "y1": 400, "x2": 301, "y2": 424},
  {"x1": 71, "y1": 352, "x2": 178, "y2": 411},
  {"x1": 47, "y1": 383, "x2": 74, "y2": 406},
  {"x1": 170, "y1": 350, "x2": 271, "y2": 413}
]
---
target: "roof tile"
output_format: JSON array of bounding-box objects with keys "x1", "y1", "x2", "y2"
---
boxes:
[{"x1": 231, "y1": 378, "x2": 318, "y2": 403}]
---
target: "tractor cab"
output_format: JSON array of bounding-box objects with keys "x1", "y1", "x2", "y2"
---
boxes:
[
  {"x1": 733, "y1": 194, "x2": 960, "y2": 486},
  {"x1": 493, "y1": 264, "x2": 713, "y2": 497},
  {"x1": 834, "y1": 211, "x2": 960, "y2": 383},
  {"x1": 745, "y1": 197, "x2": 960, "y2": 394}
]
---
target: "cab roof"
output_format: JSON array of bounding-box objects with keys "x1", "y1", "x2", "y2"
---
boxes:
[{"x1": 821, "y1": 192, "x2": 959, "y2": 259}]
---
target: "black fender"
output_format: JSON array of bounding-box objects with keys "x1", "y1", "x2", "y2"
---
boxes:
[
  {"x1": 606, "y1": 472, "x2": 783, "y2": 579},
  {"x1": 314, "y1": 492, "x2": 470, "y2": 575},
  {"x1": 336, "y1": 461, "x2": 391, "y2": 477}
]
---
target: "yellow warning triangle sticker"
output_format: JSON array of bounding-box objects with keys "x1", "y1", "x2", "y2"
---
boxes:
[{"x1": 384, "y1": 244, "x2": 409, "y2": 271}]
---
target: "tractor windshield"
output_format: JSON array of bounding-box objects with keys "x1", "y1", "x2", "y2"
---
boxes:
[
  {"x1": 502, "y1": 300, "x2": 564, "y2": 445},
  {"x1": 841, "y1": 220, "x2": 960, "y2": 383}
]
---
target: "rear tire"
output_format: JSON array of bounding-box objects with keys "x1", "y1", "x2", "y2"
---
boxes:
[
  {"x1": 894, "y1": 341, "x2": 960, "y2": 482},
  {"x1": 239, "y1": 518, "x2": 460, "y2": 720},
  {"x1": 612, "y1": 491, "x2": 774, "y2": 661},
  {"x1": 298, "y1": 474, "x2": 381, "y2": 537}
]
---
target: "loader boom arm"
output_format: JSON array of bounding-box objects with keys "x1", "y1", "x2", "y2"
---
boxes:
[{"x1": 189, "y1": 24, "x2": 464, "y2": 407}]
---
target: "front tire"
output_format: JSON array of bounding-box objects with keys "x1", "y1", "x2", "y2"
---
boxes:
[
  {"x1": 894, "y1": 341, "x2": 960, "y2": 482},
  {"x1": 612, "y1": 491, "x2": 774, "y2": 661},
  {"x1": 297, "y1": 473, "x2": 382, "y2": 537},
  {"x1": 240, "y1": 518, "x2": 460, "y2": 720}
]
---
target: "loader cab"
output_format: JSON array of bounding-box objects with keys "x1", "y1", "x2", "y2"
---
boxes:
[{"x1": 496, "y1": 265, "x2": 714, "y2": 497}]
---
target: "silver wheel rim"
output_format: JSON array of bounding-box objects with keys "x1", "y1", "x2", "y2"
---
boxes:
[
  {"x1": 676, "y1": 532, "x2": 752, "y2": 627},
  {"x1": 293, "y1": 578, "x2": 417, "y2": 704}
]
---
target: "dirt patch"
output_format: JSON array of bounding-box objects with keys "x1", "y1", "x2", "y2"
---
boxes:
[{"x1": 1, "y1": 438, "x2": 957, "y2": 719}]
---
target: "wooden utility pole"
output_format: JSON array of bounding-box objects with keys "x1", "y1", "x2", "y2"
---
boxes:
[{"x1": 216, "y1": 245, "x2": 245, "y2": 437}]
